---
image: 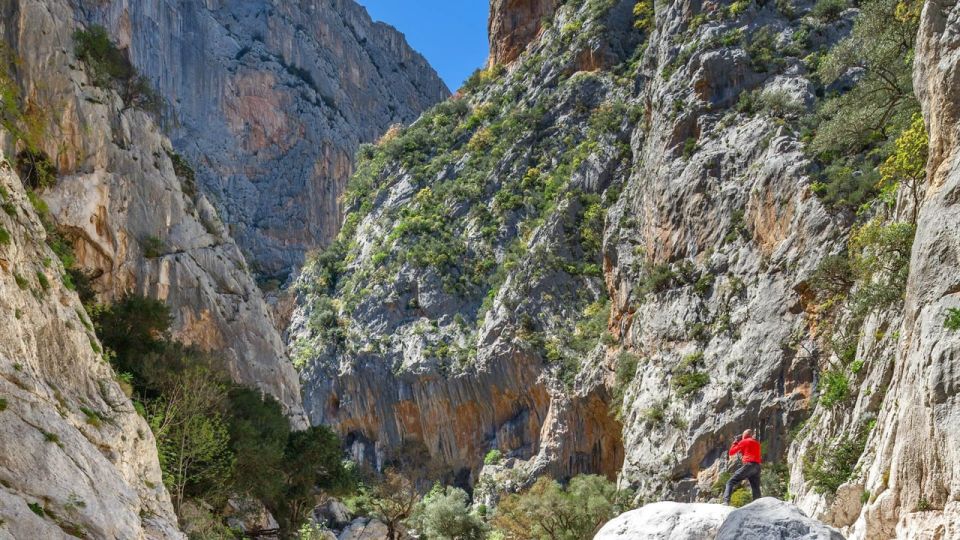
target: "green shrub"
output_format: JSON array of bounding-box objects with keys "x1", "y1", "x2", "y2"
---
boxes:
[
  {"x1": 730, "y1": 488, "x2": 752, "y2": 507},
  {"x1": 761, "y1": 462, "x2": 790, "y2": 498},
  {"x1": 28, "y1": 502, "x2": 45, "y2": 517},
  {"x1": 166, "y1": 150, "x2": 198, "y2": 200},
  {"x1": 0, "y1": 397, "x2": 7, "y2": 411},
  {"x1": 0, "y1": 226, "x2": 9, "y2": 245},
  {"x1": 142, "y1": 236, "x2": 165, "y2": 258},
  {"x1": 635, "y1": 263, "x2": 677, "y2": 297},
  {"x1": 672, "y1": 352, "x2": 709, "y2": 398},
  {"x1": 945, "y1": 308, "x2": 960, "y2": 331},
  {"x1": 79, "y1": 406, "x2": 103, "y2": 427},
  {"x1": 811, "y1": 0, "x2": 848, "y2": 22},
  {"x1": 756, "y1": 89, "x2": 804, "y2": 118},
  {"x1": 74, "y1": 26, "x2": 162, "y2": 114},
  {"x1": 633, "y1": 0, "x2": 655, "y2": 31},
  {"x1": 878, "y1": 113, "x2": 928, "y2": 222},
  {"x1": 642, "y1": 401, "x2": 666, "y2": 426},
  {"x1": 611, "y1": 352, "x2": 641, "y2": 418},
  {"x1": 410, "y1": 484, "x2": 487, "y2": 540},
  {"x1": 14, "y1": 149, "x2": 57, "y2": 190},
  {"x1": 484, "y1": 449, "x2": 503, "y2": 465},
  {"x1": 682, "y1": 137, "x2": 698, "y2": 158},
  {"x1": 819, "y1": 369, "x2": 849, "y2": 408},
  {"x1": 35, "y1": 270, "x2": 49, "y2": 292},
  {"x1": 813, "y1": 158, "x2": 883, "y2": 212},
  {"x1": 74, "y1": 26, "x2": 133, "y2": 84},
  {"x1": 745, "y1": 27, "x2": 782, "y2": 72},
  {"x1": 804, "y1": 420, "x2": 872, "y2": 494}
]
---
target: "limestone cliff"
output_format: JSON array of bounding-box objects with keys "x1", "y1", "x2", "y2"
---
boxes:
[
  {"x1": 292, "y1": 0, "x2": 849, "y2": 492},
  {"x1": 1, "y1": 0, "x2": 307, "y2": 419},
  {"x1": 0, "y1": 161, "x2": 182, "y2": 538},
  {"x1": 295, "y1": 0, "x2": 960, "y2": 537},
  {"x1": 73, "y1": 0, "x2": 450, "y2": 278},
  {"x1": 489, "y1": 0, "x2": 559, "y2": 66},
  {"x1": 787, "y1": 0, "x2": 960, "y2": 537}
]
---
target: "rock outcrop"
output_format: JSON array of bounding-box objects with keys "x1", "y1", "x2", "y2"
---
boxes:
[
  {"x1": 74, "y1": 0, "x2": 450, "y2": 278},
  {"x1": 0, "y1": 160, "x2": 182, "y2": 538},
  {"x1": 596, "y1": 499, "x2": 844, "y2": 540},
  {"x1": 717, "y1": 498, "x2": 845, "y2": 540},
  {"x1": 488, "y1": 0, "x2": 559, "y2": 66},
  {"x1": 595, "y1": 501, "x2": 732, "y2": 539}
]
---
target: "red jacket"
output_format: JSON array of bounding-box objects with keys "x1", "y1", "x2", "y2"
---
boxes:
[{"x1": 729, "y1": 436, "x2": 762, "y2": 464}]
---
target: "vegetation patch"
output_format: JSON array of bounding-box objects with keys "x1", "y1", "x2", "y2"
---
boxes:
[
  {"x1": 804, "y1": 418, "x2": 874, "y2": 494},
  {"x1": 74, "y1": 26, "x2": 162, "y2": 114},
  {"x1": 91, "y1": 296, "x2": 354, "y2": 534},
  {"x1": 672, "y1": 351, "x2": 710, "y2": 399}
]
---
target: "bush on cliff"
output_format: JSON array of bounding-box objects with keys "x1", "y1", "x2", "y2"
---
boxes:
[{"x1": 807, "y1": 0, "x2": 921, "y2": 212}]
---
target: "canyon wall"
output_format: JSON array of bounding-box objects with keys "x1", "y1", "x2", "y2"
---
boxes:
[
  {"x1": 0, "y1": 161, "x2": 182, "y2": 538},
  {"x1": 72, "y1": 0, "x2": 450, "y2": 278},
  {"x1": 295, "y1": 0, "x2": 960, "y2": 537},
  {"x1": 292, "y1": 0, "x2": 848, "y2": 494}
]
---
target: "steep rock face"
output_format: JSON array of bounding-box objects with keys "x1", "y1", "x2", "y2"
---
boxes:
[
  {"x1": 0, "y1": 161, "x2": 182, "y2": 538},
  {"x1": 0, "y1": 0, "x2": 305, "y2": 419},
  {"x1": 72, "y1": 0, "x2": 450, "y2": 278},
  {"x1": 294, "y1": 0, "x2": 642, "y2": 486},
  {"x1": 788, "y1": 0, "x2": 960, "y2": 538},
  {"x1": 293, "y1": 0, "x2": 853, "y2": 494},
  {"x1": 488, "y1": 0, "x2": 558, "y2": 66}
]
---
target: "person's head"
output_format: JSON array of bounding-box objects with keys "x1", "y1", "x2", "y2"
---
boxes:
[{"x1": 742, "y1": 429, "x2": 753, "y2": 440}]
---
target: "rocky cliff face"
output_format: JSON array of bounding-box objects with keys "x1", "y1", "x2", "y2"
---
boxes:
[
  {"x1": 292, "y1": 0, "x2": 850, "y2": 492},
  {"x1": 488, "y1": 0, "x2": 559, "y2": 66},
  {"x1": 786, "y1": 0, "x2": 960, "y2": 538},
  {"x1": 0, "y1": 161, "x2": 182, "y2": 538},
  {"x1": 72, "y1": 0, "x2": 450, "y2": 279},
  {"x1": 0, "y1": 0, "x2": 308, "y2": 419},
  {"x1": 3, "y1": 0, "x2": 448, "y2": 421},
  {"x1": 294, "y1": 0, "x2": 960, "y2": 536}
]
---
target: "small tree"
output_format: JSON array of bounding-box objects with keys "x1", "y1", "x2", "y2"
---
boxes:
[
  {"x1": 147, "y1": 364, "x2": 235, "y2": 512},
  {"x1": 410, "y1": 484, "x2": 486, "y2": 540},
  {"x1": 364, "y1": 469, "x2": 419, "y2": 540},
  {"x1": 492, "y1": 475, "x2": 624, "y2": 540},
  {"x1": 878, "y1": 113, "x2": 928, "y2": 223},
  {"x1": 273, "y1": 426, "x2": 353, "y2": 532}
]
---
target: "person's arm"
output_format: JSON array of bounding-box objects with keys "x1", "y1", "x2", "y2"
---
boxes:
[{"x1": 728, "y1": 439, "x2": 743, "y2": 457}]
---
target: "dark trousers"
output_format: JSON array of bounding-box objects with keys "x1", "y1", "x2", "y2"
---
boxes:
[{"x1": 723, "y1": 462, "x2": 761, "y2": 503}]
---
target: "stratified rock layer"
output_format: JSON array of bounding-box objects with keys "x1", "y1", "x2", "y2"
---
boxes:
[{"x1": 488, "y1": 0, "x2": 559, "y2": 66}]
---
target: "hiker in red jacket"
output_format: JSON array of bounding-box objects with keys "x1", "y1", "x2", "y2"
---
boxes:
[{"x1": 723, "y1": 429, "x2": 762, "y2": 505}]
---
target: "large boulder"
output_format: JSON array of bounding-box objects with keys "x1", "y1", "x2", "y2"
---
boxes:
[
  {"x1": 595, "y1": 502, "x2": 732, "y2": 539},
  {"x1": 338, "y1": 517, "x2": 393, "y2": 540},
  {"x1": 716, "y1": 498, "x2": 845, "y2": 540},
  {"x1": 596, "y1": 499, "x2": 845, "y2": 540}
]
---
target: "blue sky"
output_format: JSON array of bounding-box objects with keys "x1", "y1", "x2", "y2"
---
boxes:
[{"x1": 357, "y1": 0, "x2": 490, "y2": 91}]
